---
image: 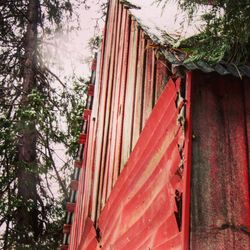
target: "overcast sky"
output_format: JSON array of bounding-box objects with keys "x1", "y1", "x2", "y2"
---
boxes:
[
  {"x1": 66, "y1": 0, "x2": 106, "y2": 77},
  {"x1": 43, "y1": 1, "x2": 106, "y2": 80}
]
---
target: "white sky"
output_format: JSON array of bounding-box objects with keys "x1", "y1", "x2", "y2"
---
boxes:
[
  {"x1": 64, "y1": 0, "x2": 106, "y2": 77},
  {"x1": 129, "y1": 0, "x2": 206, "y2": 43},
  {"x1": 43, "y1": 0, "x2": 106, "y2": 79}
]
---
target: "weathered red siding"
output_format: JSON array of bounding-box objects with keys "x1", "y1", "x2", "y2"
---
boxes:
[
  {"x1": 62, "y1": 0, "x2": 250, "y2": 249},
  {"x1": 67, "y1": 1, "x2": 172, "y2": 249},
  {"x1": 79, "y1": 76, "x2": 192, "y2": 250},
  {"x1": 190, "y1": 71, "x2": 250, "y2": 249},
  {"x1": 73, "y1": 0, "x2": 171, "y2": 231}
]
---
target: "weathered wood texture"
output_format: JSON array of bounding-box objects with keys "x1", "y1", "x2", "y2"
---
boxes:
[
  {"x1": 190, "y1": 71, "x2": 250, "y2": 250},
  {"x1": 66, "y1": 0, "x2": 250, "y2": 248},
  {"x1": 68, "y1": 1, "x2": 171, "y2": 249},
  {"x1": 78, "y1": 0, "x2": 170, "y2": 228}
]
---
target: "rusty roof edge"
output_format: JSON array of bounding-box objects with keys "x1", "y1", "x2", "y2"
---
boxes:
[
  {"x1": 119, "y1": 0, "x2": 141, "y2": 9},
  {"x1": 160, "y1": 48, "x2": 250, "y2": 78}
]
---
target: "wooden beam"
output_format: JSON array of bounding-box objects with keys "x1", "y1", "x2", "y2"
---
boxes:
[
  {"x1": 74, "y1": 160, "x2": 82, "y2": 169},
  {"x1": 78, "y1": 133, "x2": 86, "y2": 145},
  {"x1": 70, "y1": 180, "x2": 78, "y2": 191},
  {"x1": 131, "y1": 29, "x2": 146, "y2": 150},
  {"x1": 87, "y1": 84, "x2": 94, "y2": 96},
  {"x1": 82, "y1": 109, "x2": 92, "y2": 120},
  {"x1": 63, "y1": 224, "x2": 71, "y2": 234},
  {"x1": 66, "y1": 202, "x2": 76, "y2": 213}
]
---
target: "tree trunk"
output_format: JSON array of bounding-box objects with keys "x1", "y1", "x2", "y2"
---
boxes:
[{"x1": 16, "y1": 0, "x2": 40, "y2": 244}]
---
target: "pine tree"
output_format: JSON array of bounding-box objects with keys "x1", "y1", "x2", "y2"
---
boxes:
[
  {"x1": 0, "y1": 0, "x2": 87, "y2": 248},
  {"x1": 157, "y1": 0, "x2": 250, "y2": 64}
]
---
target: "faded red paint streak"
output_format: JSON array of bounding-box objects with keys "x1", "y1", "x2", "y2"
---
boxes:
[
  {"x1": 113, "y1": 8, "x2": 130, "y2": 179},
  {"x1": 108, "y1": 7, "x2": 128, "y2": 191},
  {"x1": 120, "y1": 19, "x2": 139, "y2": 170},
  {"x1": 190, "y1": 72, "x2": 250, "y2": 249}
]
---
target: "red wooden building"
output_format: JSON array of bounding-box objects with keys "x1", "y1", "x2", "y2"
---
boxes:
[{"x1": 61, "y1": 0, "x2": 250, "y2": 249}]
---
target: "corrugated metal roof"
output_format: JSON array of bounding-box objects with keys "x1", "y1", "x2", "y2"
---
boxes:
[
  {"x1": 161, "y1": 48, "x2": 250, "y2": 78},
  {"x1": 123, "y1": 0, "x2": 250, "y2": 78}
]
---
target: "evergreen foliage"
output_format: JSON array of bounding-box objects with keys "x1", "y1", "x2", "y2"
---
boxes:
[
  {"x1": 0, "y1": 0, "x2": 87, "y2": 248},
  {"x1": 157, "y1": 0, "x2": 250, "y2": 64}
]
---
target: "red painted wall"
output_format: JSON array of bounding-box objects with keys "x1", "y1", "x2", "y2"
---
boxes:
[{"x1": 64, "y1": 0, "x2": 250, "y2": 249}]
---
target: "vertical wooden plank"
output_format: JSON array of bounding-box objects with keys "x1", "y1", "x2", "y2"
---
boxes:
[
  {"x1": 131, "y1": 30, "x2": 146, "y2": 150},
  {"x1": 90, "y1": 4, "x2": 128, "y2": 222},
  {"x1": 89, "y1": 0, "x2": 117, "y2": 222},
  {"x1": 111, "y1": 9, "x2": 130, "y2": 185},
  {"x1": 96, "y1": 0, "x2": 118, "y2": 216},
  {"x1": 88, "y1": 53, "x2": 104, "y2": 224},
  {"x1": 120, "y1": 18, "x2": 139, "y2": 171},
  {"x1": 154, "y1": 56, "x2": 168, "y2": 105},
  {"x1": 99, "y1": 1, "x2": 120, "y2": 209},
  {"x1": 105, "y1": 4, "x2": 124, "y2": 200},
  {"x1": 77, "y1": 116, "x2": 98, "y2": 248},
  {"x1": 182, "y1": 72, "x2": 192, "y2": 250},
  {"x1": 88, "y1": 51, "x2": 101, "y2": 221},
  {"x1": 142, "y1": 40, "x2": 155, "y2": 128},
  {"x1": 243, "y1": 78, "x2": 250, "y2": 188}
]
